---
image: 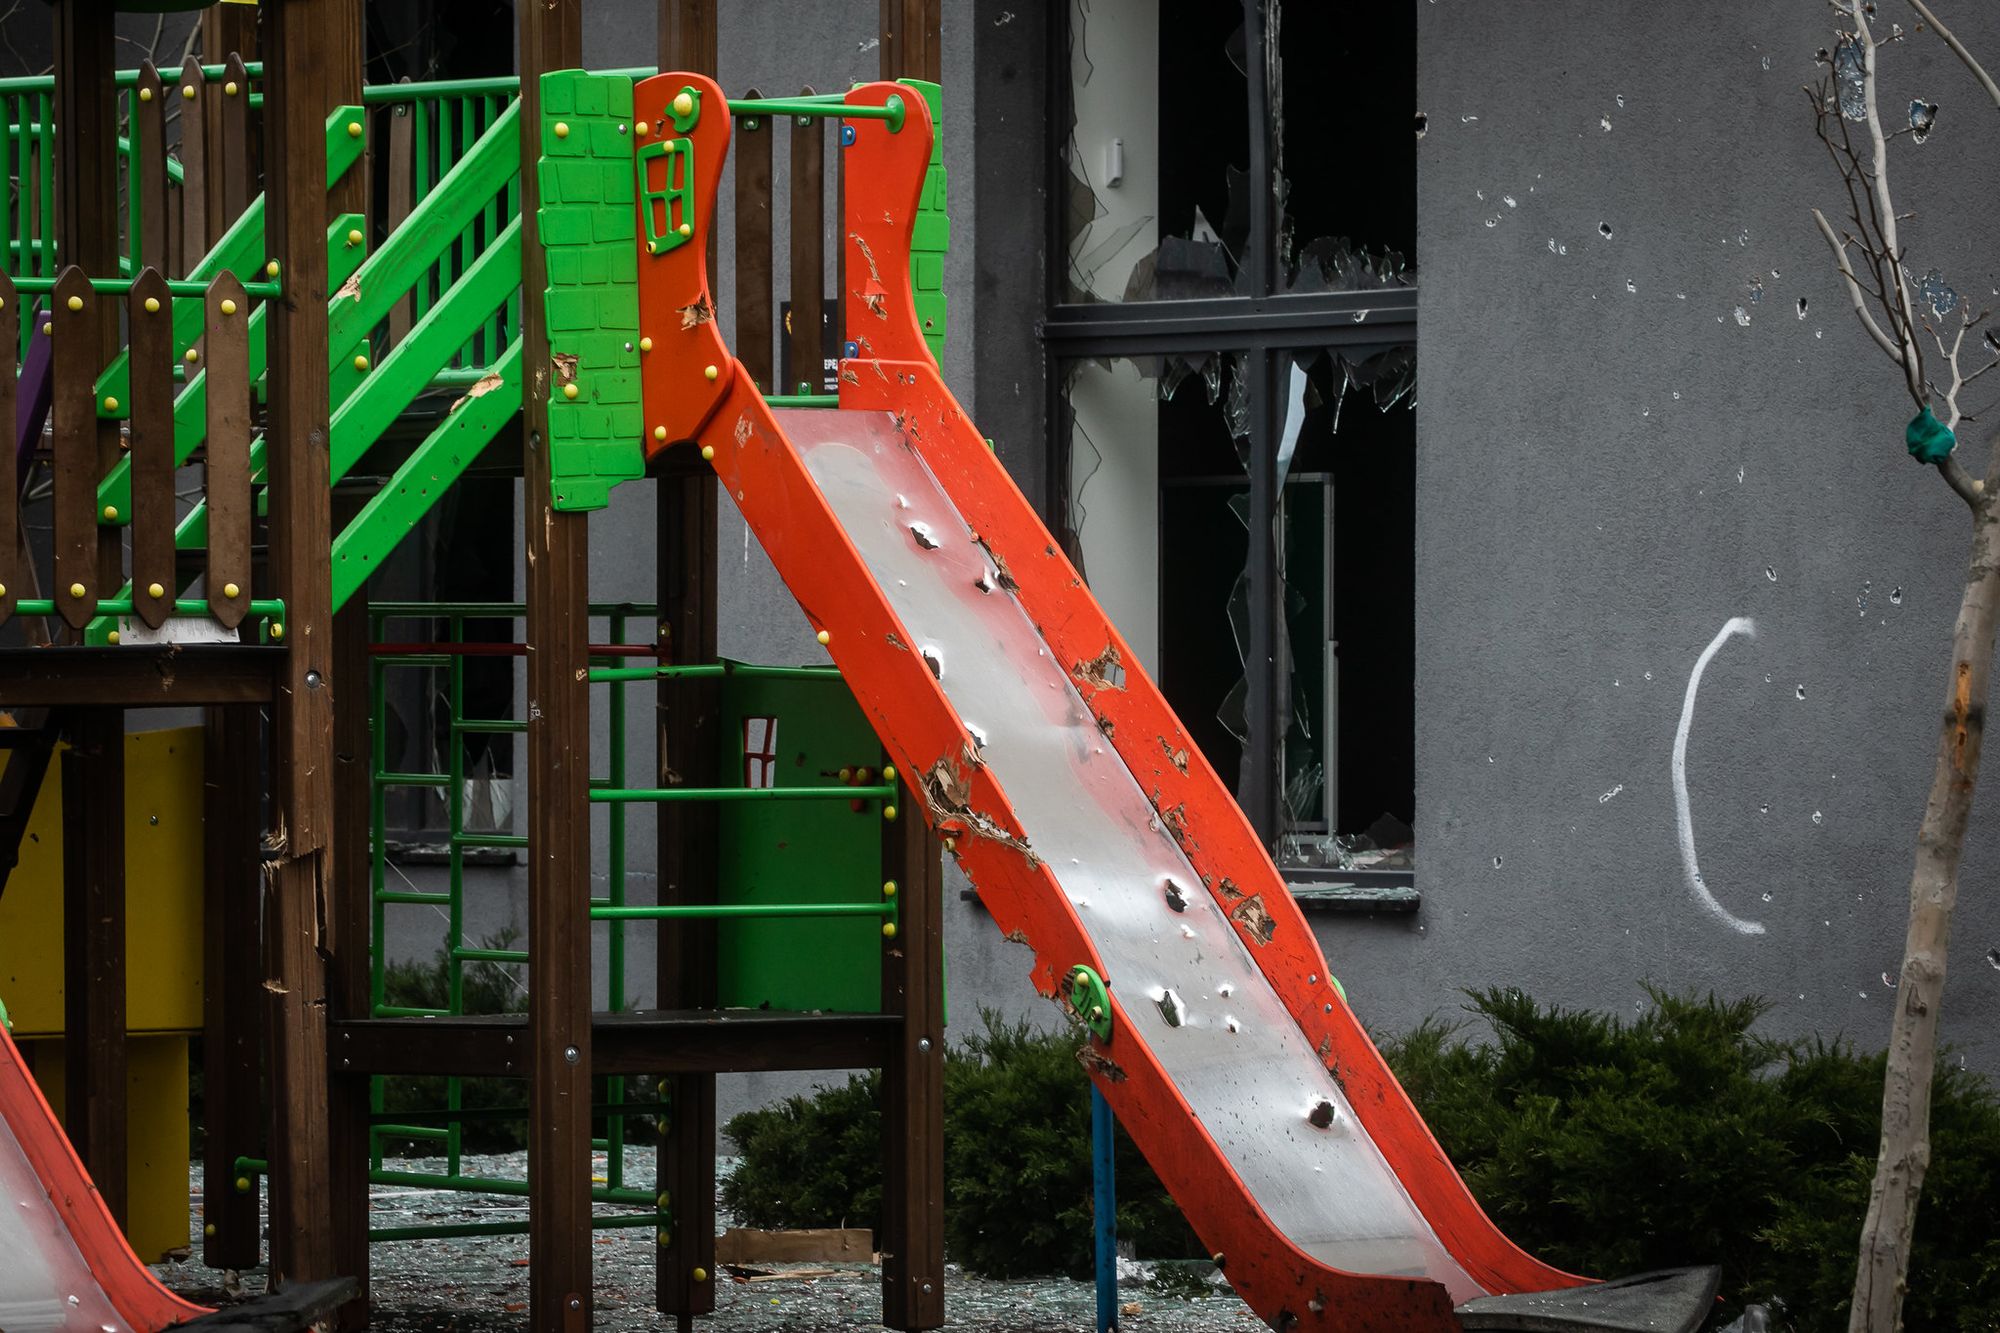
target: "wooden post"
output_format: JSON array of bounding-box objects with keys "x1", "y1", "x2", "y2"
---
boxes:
[
  {"x1": 881, "y1": 0, "x2": 943, "y2": 82},
  {"x1": 880, "y1": 782, "x2": 946, "y2": 1331},
  {"x1": 201, "y1": 6, "x2": 257, "y2": 246},
  {"x1": 732, "y1": 90, "x2": 774, "y2": 389},
  {"x1": 520, "y1": 3, "x2": 591, "y2": 1330},
  {"x1": 61, "y1": 709, "x2": 127, "y2": 1230},
  {"x1": 787, "y1": 97, "x2": 824, "y2": 397},
  {"x1": 328, "y1": 485, "x2": 373, "y2": 1328},
  {"x1": 201, "y1": 706, "x2": 265, "y2": 1271},
  {"x1": 656, "y1": 12, "x2": 720, "y2": 1329},
  {"x1": 261, "y1": 0, "x2": 337, "y2": 1289}
]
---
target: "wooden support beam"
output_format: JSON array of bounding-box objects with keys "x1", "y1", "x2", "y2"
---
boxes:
[
  {"x1": 0, "y1": 646, "x2": 281, "y2": 707},
  {"x1": 61, "y1": 709, "x2": 127, "y2": 1229},
  {"x1": 788, "y1": 97, "x2": 824, "y2": 397},
  {"x1": 327, "y1": 486, "x2": 373, "y2": 1329},
  {"x1": 261, "y1": 0, "x2": 338, "y2": 1289},
  {"x1": 657, "y1": 14, "x2": 721, "y2": 1326},
  {"x1": 202, "y1": 706, "x2": 264, "y2": 1271},
  {"x1": 880, "y1": 786, "x2": 946, "y2": 1330},
  {"x1": 519, "y1": 3, "x2": 591, "y2": 1330},
  {"x1": 732, "y1": 91, "x2": 774, "y2": 389}
]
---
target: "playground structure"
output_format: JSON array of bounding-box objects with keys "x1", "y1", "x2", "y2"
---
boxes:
[{"x1": 0, "y1": 4, "x2": 1727, "y2": 1333}]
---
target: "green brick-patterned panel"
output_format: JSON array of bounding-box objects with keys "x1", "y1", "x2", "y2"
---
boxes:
[
  {"x1": 538, "y1": 70, "x2": 645, "y2": 512},
  {"x1": 901, "y1": 79, "x2": 949, "y2": 367}
]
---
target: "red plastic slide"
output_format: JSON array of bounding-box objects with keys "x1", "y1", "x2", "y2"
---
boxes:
[
  {"x1": 0, "y1": 1022, "x2": 209, "y2": 1333},
  {"x1": 634, "y1": 72, "x2": 1588, "y2": 1331}
]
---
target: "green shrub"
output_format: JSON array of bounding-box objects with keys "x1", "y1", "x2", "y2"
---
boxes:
[
  {"x1": 1381, "y1": 988, "x2": 2000, "y2": 1332},
  {"x1": 726, "y1": 989, "x2": 2000, "y2": 1326},
  {"x1": 722, "y1": 1010, "x2": 1200, "y2": 1278}
]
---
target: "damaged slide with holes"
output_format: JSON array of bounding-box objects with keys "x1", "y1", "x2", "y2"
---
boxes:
[
  {"x1": 628, "y1": 71, "x2": 1719, "y2": 1333},
  {"x1": 0, "y1": 1020, "x2": 352, "y2": 1333}
]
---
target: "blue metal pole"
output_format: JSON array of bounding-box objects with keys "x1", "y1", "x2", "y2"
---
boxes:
[{"x1": 1092, "y1": 1082, "x2": 1118, "y2": 1333}]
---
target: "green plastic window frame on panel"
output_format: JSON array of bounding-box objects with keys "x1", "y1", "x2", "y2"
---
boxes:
[
  {"x1": 537, "y1": 69, "x2": 646, "y2": 513},
  {"x1": 636, "y1": 136, "x2": 695, "y2": 256}
]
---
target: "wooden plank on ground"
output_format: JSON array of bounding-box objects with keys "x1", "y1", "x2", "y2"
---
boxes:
[{"x1": 715, "y1": 1229, "x2": 875, "y2": 1266}]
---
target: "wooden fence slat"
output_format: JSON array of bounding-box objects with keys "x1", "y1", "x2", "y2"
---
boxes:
[
  {"x1": 386, "y1": 86, "x2": 413, "y2": 345},
  {"x1": 0, "y1": 273, "x2": 16, "y2": 626},
  {"x1": 128, "y1": 270, "x2": 175, "y2": 629},
  {"x1": 218, "y1": 54, "x2": 252, "y2": 235},
  {"x1": 788, "y1": 88, "x2": 824, "y2": 397},
  {"x1": 205, "y1": 273, "x2": 251, "y2": 630},
  {"x1": 734, "y1": 88, "x2": 774, "y2": 389},
  {"x1": 177, "y1": 56, "x2": 208, "y2": 272},
  {"x1": 136, "y1": 63, "x2": 169, "y2": 276},
  {"x1": 51, "y1": 268, "x2": 98, "y2": 631}
]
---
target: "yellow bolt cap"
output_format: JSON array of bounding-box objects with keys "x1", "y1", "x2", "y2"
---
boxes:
[
  {"x1": 266, "y1": 260, "x2": 280, "y2": 277},
  {"x1": 147, "y1": 583, "x2": 165, "y2": 599},
  {"x1": 224, "y1": 81, "x2": 239, "y2": 96},
  {"x1": 68, "y1": 582, "x2": 86, "y2": 599},
  {"x1": 677, "y1": 222, "x2": 692, "y2": 237},
  {"x1": 107, "y1": 630, "x2": 120, "y2": 645},
  {"x1": 66, "y1": 295, "x2": 83, "y2": 312},
  {"x1": 554, "y1": 121, "x2": 570, "y2": 138},
  {"x1": 347, "y1": 228, "x2": 364, "y2": 246},
  {"x1": 657, "y1": 1230, "x2": 671, "y2": 1246},
  {"x1": 139, "y1": 87, "x2": 153, "y2": 102},
  {"x1": 883, "y1": 881, "x2": 898, "y2": 898},
  {"x1": 654, "y1": 426, "x2": 668, "y2": 441},
  {"x1": 884, "y1": 804, "x2": 899, "y2": 822},
  {"x1": 102, "y1": 505, "x2": 117, "y2": 521},
  {"x1": 354, "y1": 354, "x2": 370, "y2": 372},
  {"x1": 816, "y1": 629, "x2": 831, "y2": 645},
  {"x1": 220, "y1": 298, "x2": 237, "y2": 316},
  {"x1": 839, "y1": 767, "x2": 853, "y2": 783},
  {"x1": 883, "y1": 764, "x2": 897, "y2": 781},
  {"x1": 703, "y1": 364, "x2": 718, "y2": 381},
  {"x1": 636, "y1": 121, "x2": 651, "y2": 137},
  {"x1": 639, "y1": 336, "x2": 654, "y2": 352},
  {"x1": 185, "y1": 348, "x2": 199, "y2": 363},
  {"x1": 692, "y1": 1268, "x2": 709, "y2": 1283},
  {"x1": 102, "y1": 397, "x2": 118, "y2": 413},
  {"x1": 347, "y1": 120, "x2": 363, "y2": 138},
  {"x1": 40, "y1": 321, "x2": 51, "y2": 336},
  {"x1": 203, "y1": 1223, "x2": 216, "y2": 1237},
  {"x1": 223, "y1": 582, "x2": 240, "y2": 599},
  {"x1": 181, "y1": 85, "x2": 196, "y2": 100},
  {"x1": 882, "y1": 922, "x2": 898, "y2": 939},
  {"x1": 701, "y1": 444, "x2": 716, "y2": 461},
  {"x1": 0, "y1": 584, "x2": 7, "y2": 598},
  {"x1": 234, "y1": 1175, "x2": 250, "y2": 1192},
  {"x1": 270, "y1": 622, "x2": 284, "y2": 640},
  {"x1": 563, "y1": 382, "x2": 579, "y2": 399},
  {"x1": 673, "y1": 92, "x2": 695, "y2": 117},
  {"x1": 144, "y1": 296, "x2": 160, "y2": 313}
]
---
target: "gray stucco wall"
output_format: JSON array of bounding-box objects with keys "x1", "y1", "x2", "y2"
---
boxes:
[{"x1": 1381, "y1": 2, "x2": 2000, "y2": 1072}]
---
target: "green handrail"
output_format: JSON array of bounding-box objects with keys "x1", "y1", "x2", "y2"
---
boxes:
[
  {"x1": 590, "y1": 902, "x2": 894, "y2": 921},
  {"x1": 587, "y1": 663, "x2": 836, "y2": 682},
  {"x1": 0, "y1": 62, "x2": 263, "y2": 95}
]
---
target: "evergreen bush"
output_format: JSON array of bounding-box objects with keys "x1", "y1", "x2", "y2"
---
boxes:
[{"x1": 722, "y1": 989, "x2": 2000, "y2": 1331}]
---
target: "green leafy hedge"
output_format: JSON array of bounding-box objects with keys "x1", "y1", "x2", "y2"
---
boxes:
[{"x1": 723, "y1": 991, "x2": 2000, "y2": 1330}]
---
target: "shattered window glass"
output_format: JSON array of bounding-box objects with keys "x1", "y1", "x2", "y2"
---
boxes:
[
  {"x1": 1059, "y1": 346, "x2": 1416, "y2": 871},
  {"x1": 1060, "y1": 0, "x2": 1249, "y2": 302},
  {"x1": 1061, "y1": 1, "x2": 1415, "y2": 304}
]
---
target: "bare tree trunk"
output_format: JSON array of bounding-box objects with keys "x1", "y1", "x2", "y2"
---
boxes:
[{"x1": 1849, "y1": 429, "x2": 2000, "y2": 1333}]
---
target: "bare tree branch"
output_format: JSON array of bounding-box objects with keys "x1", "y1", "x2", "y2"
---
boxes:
[
  {"x1": 1908, "y1": 0, "x2": 2000, "y2": 111},
  {"x1": 1814, "y1": 207, "x2": 1907, "y2": 362}
]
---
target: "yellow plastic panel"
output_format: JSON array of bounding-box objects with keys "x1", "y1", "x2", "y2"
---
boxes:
[{"x1": 0, "y1": 726, "x2": 206, "y2": 1037}]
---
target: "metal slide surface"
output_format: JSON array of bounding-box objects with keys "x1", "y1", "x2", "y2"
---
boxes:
[
  {"x1": 633, "y1": 71, "x2": 1586, "y2": 1333},
  {"x1": 0, "y1": 1023, "x2": 208, "y2": 1333}
]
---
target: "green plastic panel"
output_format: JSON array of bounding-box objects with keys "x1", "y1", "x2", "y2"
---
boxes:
[
  {"x1": 715, "y1": 668, "x2": 891, "y2": 1014},
  {"x1": 536, "y1": 69, "x2": 644, "y2": 512},
  {"x1": 901, "y1": 79, "x2": 948, "y2": 367}
]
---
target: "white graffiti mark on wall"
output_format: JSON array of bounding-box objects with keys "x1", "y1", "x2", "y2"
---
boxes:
[{"x1": 1672, "y1": 616, "x2": 1766, "y2": 936}]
